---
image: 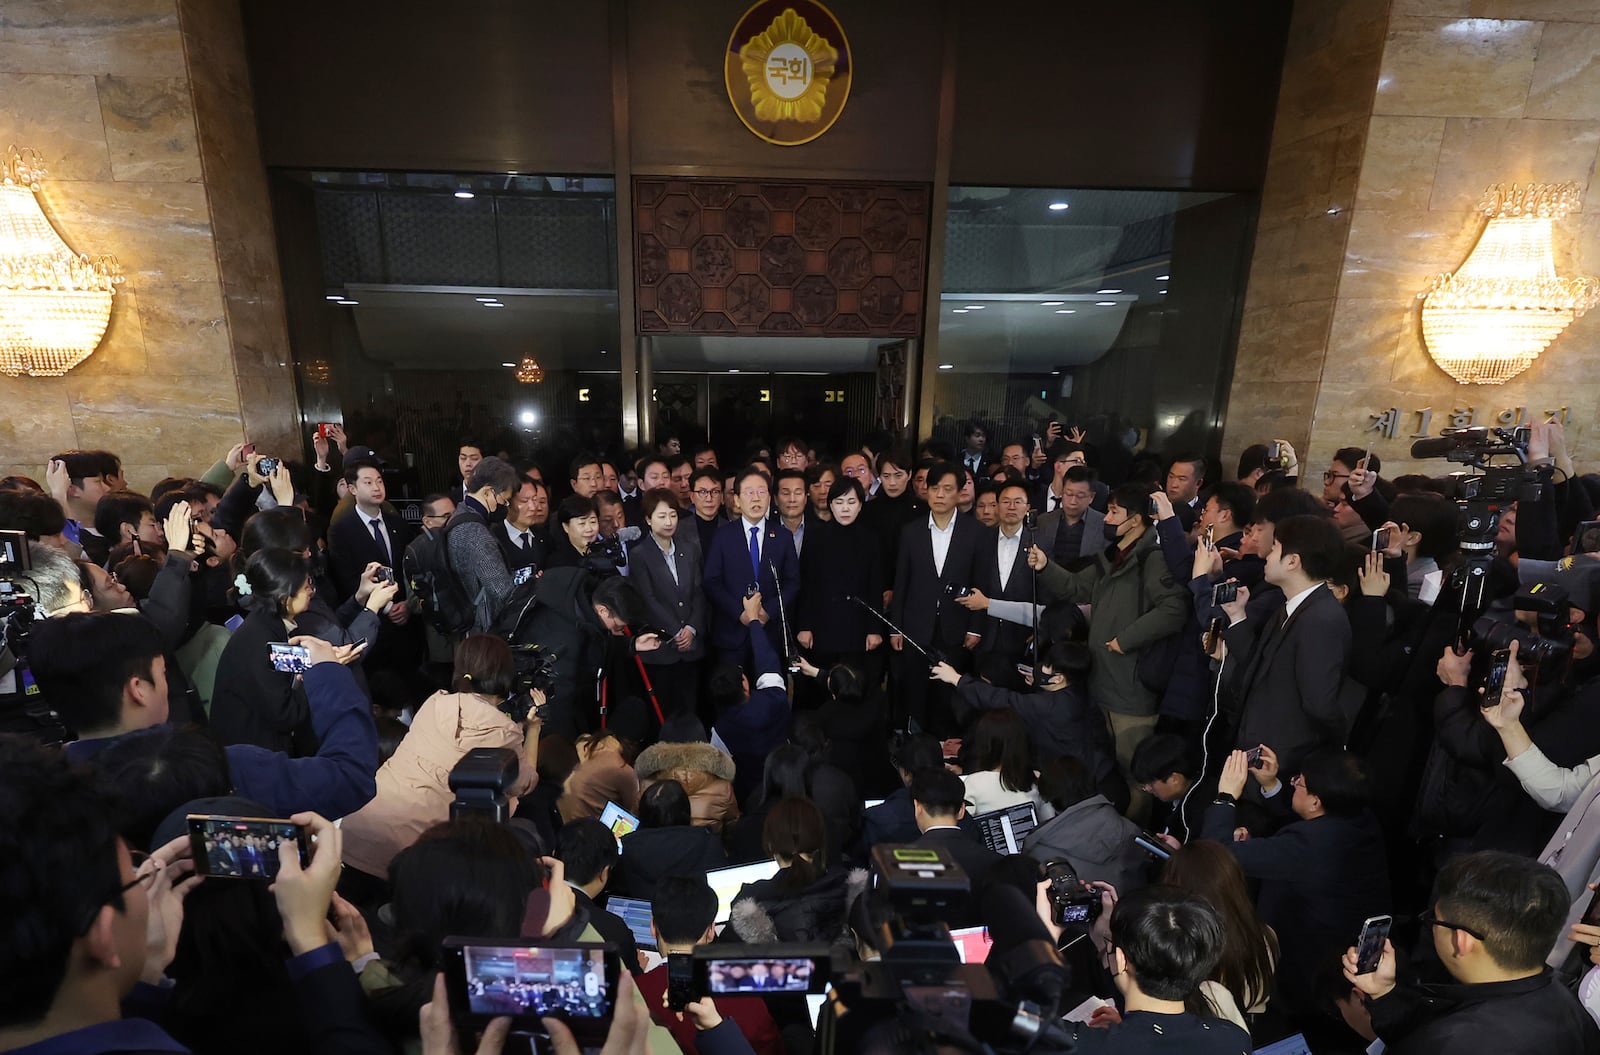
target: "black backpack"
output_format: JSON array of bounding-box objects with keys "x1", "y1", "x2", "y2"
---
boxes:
[{"x1": 406, "y1": 511, "x2": 478, "y2": 636}]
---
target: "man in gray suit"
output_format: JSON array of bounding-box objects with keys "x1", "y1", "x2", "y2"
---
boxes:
[
  {"x1": 446, "y1": 456, "x2": 519, "y2": 633},
  {"x1": 1032, "y1": 466, "x2": 1105, "y2": 569}
]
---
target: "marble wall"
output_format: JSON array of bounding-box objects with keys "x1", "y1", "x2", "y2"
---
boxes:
[
  {"x1": 1224, "y1": 0, "x2": 1600, "y2": 478},
  {"x1": 0, "y1": 0, "x2": 296, "y2": 493}
]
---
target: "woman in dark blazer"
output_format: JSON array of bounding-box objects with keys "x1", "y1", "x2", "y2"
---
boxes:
[
  {"x1": 627, "y1": 487, "x2": 707, "y2": 721},
  {"x1": 210, "y1": 548, "x2": 320, "y2": 755},
  {"x1": 795, "y1": 477, "x2": 886, "y2": 695}
]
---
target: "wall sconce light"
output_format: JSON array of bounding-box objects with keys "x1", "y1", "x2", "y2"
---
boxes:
[
  {"x1": 514, "y1": 355, "x2": 544, "y2": 384},
  {"x1": 0, "y1": 147, "x2": 123, "y2": 376},
  {"x1": 1421, "y1": 182, "x2": 1599, "y2": 385}
]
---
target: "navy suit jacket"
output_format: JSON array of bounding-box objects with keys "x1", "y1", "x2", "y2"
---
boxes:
[{"x1": 703, "y1": 517, "x2": 800, "y2": 652}]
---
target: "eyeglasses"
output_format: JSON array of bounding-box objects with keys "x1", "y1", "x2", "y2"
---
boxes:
[
  {"x1": 692, "y1": 488, "x2": 721, "y2": 498},
  {"x1": 1419, "y1": 913, "x2": 1486, "y2": 941},
  {"x1": 81, "y1": 851, "x2": 154, "y2": 934},
  {"x1": 1322, "y1": 470, "x2": 1350, "y2": 484},
  {"x1": 843, "y1": 465, "x2": 870, "y2": 477}
]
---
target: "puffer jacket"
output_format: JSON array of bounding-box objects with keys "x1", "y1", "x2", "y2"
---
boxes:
[
  {"x1": 1022, "y1": 793, "x2": 1150, "y2": 894},
  {"x1": 340, "y1": 691, "x2": 534, "y2": 878},
  {"x1": 728, "y1": 865, "x2": 869, "y2": 945},
  {"x1": 1038, "y1": 529, "x2": 1188, "y2": 716},
  {"x1": 634, "y1": 740, "x2": 741, "y2": 832}
]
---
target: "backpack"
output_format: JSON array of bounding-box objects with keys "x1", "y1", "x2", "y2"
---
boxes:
[{"x1": 406, "y1": 511, "x2": 477, "y2": 636}]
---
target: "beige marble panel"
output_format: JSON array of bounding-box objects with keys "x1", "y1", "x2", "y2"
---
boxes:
[
  {"x1": 1273, "y1": 1, "x2": 1389, "y2": 145},
  {"x1": 1429, "y1": 117, "x2": 1600, "y2": 211},
  {"x1": 1394, "y1": 0, "x2": 1473, "y2": 13},
  {"x1": 1221, "y1": 380, "x2": 1323, "y2": 472},
  {"x1": 1319, "y1": 297, "x2": 1417, "y2": 382},
  {"x1": 0, "y1": 73, "x2": 111, "y2": 181},
  {"x1": 0, "y1": 376, "x2": 79, "y2": 463},
  {"x1": 1356, "y1": 116, "x2": 1447, "y2": 210},
  {"x1": 96, "y1": 75, "x2": 201, "y2": 182},
  {"x1": 1260, "y1": 120, "x2": 1367, "y2": 225},
  {"x1": 1235, "y1": 300, "x2": 1337, "y2": 384},
  {"x1": 1375, "y1": 17, "x2": 1542, "y2": 119},
  {"x1": 66, "y1": 372, "x2": 242, "y2": 458},
  {"x1": 135, "y1": 279, "x2": 233, "y2": 375},
  {"x1": 1526, "y1": 22, "x2": 1600, "y2": 122},
  {"x1": 71, "y1": 289, "x2": 147, "y2": 377},
  {"x1": 1469, "y1": 0, "x2": 1600, "y2": 21},
  {"x1": 0, "y1": 0, "x2": 186, "y2": 78},
  {"x1": 239, "y1": 369, "x2": 303, "y2": 456},
  {"x1": 1340, "y1": 207, "x2": 1483, "y2": 302},
  {"x1": 37, "y1": 179, "x2": 216, "y2": 289}
]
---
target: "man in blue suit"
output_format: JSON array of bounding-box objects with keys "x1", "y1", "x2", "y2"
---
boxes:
[{"x1": 702, "y1": 467, "x2": 800, "y2": 666}]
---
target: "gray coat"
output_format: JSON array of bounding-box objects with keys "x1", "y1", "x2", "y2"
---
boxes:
[
  {"x1": 1023, "y1": 794, "x2": 1149, "y2": 894},
  {"x1": 1038, "y1": 529, "x2": 1188, "y2": 716},
  {"x1": 627, "y1": 533, "x2": 707, "y2": 664},
  {"x1": 1033, "y1": 506, "x2": 1106, "y2": 563},
  {"x1": 445, "y1": 509, "x2": 513, "y2": 634}
]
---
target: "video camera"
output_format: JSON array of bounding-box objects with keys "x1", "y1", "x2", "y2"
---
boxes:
[
  {"x1": 502, "y1": 643, "x2": 558, "y2": 724},
  {"x1": 0, "y1": 531, "x2": 67, "y2": 745},
  {"x1": 1410, "y1": 427, "x2": 1548, "y2": 641},
  {"x1": 1472, "y1": 581, "x2": 1577, "y2": 674},
  {"x1": 819, "y1": 844, "x2": 1075, "y2": 1055}
]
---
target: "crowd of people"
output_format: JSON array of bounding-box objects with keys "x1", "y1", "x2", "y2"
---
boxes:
[{"x1": 4, "y1": 415, "x2": 1600, "y2": 1054}]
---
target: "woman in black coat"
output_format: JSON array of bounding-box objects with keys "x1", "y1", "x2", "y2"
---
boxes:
[
  {"x1": 727, "y1": 797, "x2": 864, "y2": 946},
  {"x1": 211, "y1": 548, "x2": 321, "y2": 754},
  {"x1": 612, "y1": 779, "x2": 728, "y2": 899},
  {"x1": 795, "y1": 477, "x2": 886, "y2": 694}
]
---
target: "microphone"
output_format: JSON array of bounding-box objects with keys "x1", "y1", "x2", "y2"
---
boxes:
[{"x1": 1409, "y1": 434, "x2": 1463, "y2": 459}]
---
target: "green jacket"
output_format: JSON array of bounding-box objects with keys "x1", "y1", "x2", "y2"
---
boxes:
[{"x1": 1038, "y1": 528, "x2": 1188, "y2": 716}]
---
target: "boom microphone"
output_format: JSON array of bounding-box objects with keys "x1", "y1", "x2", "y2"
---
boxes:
[{"x1": 1410, "y1": 434, "x2": 1467, "y2": 459}]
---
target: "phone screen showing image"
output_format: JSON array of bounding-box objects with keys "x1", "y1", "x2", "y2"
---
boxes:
[
  {"x1": 1483, "y1": 649, "x2": 1511, "y2": 709},
  {"x1": 268, "y1": 643, "x2": 311, "y2": 674},
  {"x1": 1354, "y1": 915, "x2": 1392, "y2": 975}
]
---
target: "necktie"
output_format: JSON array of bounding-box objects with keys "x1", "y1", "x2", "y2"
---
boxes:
[
  {"x1": 749, "y1": 525, "x2": 761, "y2": 581},
  {"x1": 369, "y1": 518, "x2": 388, "y2": 562},
  {"x1": 520, "y1": 531, "x2": 532, "y2": 555}
]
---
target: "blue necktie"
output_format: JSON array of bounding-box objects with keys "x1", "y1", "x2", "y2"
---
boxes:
[{"x1": 749, "y1": 525, "x2": 761, "y2": 581}]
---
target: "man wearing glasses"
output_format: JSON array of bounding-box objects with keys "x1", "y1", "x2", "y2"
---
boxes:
[
  {"x1": 687, "y1": 467, "x2": 726, "y2": 556},
  {"x1": 1343, "y1": 851, "x2": 1597, "y2": 1053}
]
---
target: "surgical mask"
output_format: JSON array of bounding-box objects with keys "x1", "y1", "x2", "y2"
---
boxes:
[{"x1": 1102, "y1": 522, "x2": 1123, "y2": 544}]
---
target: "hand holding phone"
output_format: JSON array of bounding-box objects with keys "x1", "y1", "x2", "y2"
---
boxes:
[
  {"x1": 268, "y1": 642, "x2": 312, "y2": 674},
  {"x1": 1353, "y1": 914, "x2": 1393, "y2": 975},
  {"x1": 667, "y1": 952, "x2": 695, "y2": 1012}
]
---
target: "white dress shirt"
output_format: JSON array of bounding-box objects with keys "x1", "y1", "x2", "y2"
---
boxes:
[
  {"x1": 929, "y1": 513, "x2": 957, "y2": 576},
  {"x1": 997, "y1": 525, "x2": 1023, "y2": 591}
]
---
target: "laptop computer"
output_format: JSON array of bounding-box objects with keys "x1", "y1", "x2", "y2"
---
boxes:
[
  {"x1": 706, "y1": 860, "x2": 781, "y2": 924},
  {"x1": 949, "y1": 926, "x2": 993, "y2": 964},
  {"x1": 599, "y1": 800, "x2": 640, "y2": 839},
  {"x1": 972, "y1": 802, "x2": 1039, "y2": 856}
]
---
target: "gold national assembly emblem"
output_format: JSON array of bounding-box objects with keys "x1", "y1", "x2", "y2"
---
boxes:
[{"x1": 725, "y1": 1, "x2": 852, "y2": 146}]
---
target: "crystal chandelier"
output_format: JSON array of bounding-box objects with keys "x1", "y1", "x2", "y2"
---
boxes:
[
  {"x1": 1420, "y1": 182, "x2": 1599, "y2": 385},
  {"x1": 514, "y1": 355, "x2": 544, "y2": 384},
  {"x1": 0, "y1": 147, "x2": 123, "y2": 377}
]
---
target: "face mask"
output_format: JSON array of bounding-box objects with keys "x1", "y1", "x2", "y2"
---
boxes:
[{"x1": 1102, "y1": 522, "x2": 1123, "y2": 544}]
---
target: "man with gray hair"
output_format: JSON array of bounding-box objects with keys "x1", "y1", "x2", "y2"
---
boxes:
[
  {"x1": 446, "y1": 456, "x2": 519, "y2": 633},
  {"x1": 15, "y1": 541, "x2": 90, "y2": 617}
]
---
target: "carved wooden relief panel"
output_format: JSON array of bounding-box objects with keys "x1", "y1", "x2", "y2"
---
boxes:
[{"x1": 635, "y1": 179, "x2": 928, "y2": 338}]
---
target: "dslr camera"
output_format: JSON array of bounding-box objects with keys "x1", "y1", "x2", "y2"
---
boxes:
[
  {"x1": 1044, "y1": 859, "x2": 1102, "y2": 927},
  {"x1": 501, "y1": 643, "x2": 558, "y2": 723},
  {"x1": 1472, "y1": 582, "x2": 1575, "y2": 667}
]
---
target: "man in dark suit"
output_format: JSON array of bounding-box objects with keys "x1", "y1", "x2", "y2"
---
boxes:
[
  {"x1": 1032, "y1": 466, "x2": 1106, "y2": 571},
  {"x1": 702, "y1": 467, "x2": 800, "y2": 666},
  {"x1": 888, "y1": 461, "x2": 983, "y2": 735},
  {"x1": 912, "y1": 767, "x2": 1000, "y2": 927},
  {"x1": 495, "y1": 476, "x2": 548, "y2": 576},
  {"x1": 1220, "y1": 514, "x2": 1358, "y2": 776},
  {"x1": 327, "y1": 458, "x2": 413, "y2": 602},
  {"x1": 968, "y1": 479, "x2": 1036, "y2": 682},
  {"x1": 556, "y1": 819, "x2": 643, "y2": 974},
  {"x1": 958, "y1": 420, "x2": 995, "y2": 480}
]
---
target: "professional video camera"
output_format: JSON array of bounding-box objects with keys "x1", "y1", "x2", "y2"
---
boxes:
[
  {"x1": 819, "y1": 844, "x2": 1076, "y2": 1055},
  {"x1": 1410, "y1": 426, "x2": 1548, "y2": 640},
  {"x1": 0, "y1": 531, "x2": 68, "y2": 745},
  {"x1": 1473, "y1": 581, "x2": 1577, "y2": 671},
  {"x1": 448, "y1": 747, "x2": 520, "y2": 822},
  {"x1": 502, "y1": 643, "x2": 558, "y2": 724}
]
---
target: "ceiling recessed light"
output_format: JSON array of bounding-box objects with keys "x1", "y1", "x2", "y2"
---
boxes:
[
  {"x1": 501, "y1": 362, "x2": 515, "y2": 368},
  {"x1": 474, "y1": 297, "x2": 498, "y2": 302},
  {"x1": 519, "y1": 410, "x2": 536, "y2": 426},
  {"x1": 963, "y1": 304, "x2": 986, "y2": 310},
  {"x1": 938, "y1": 364, "x2": 954, "y2": 370},
  {"x1": 324, "y1": 294, "x2": 343, "y2": 301},
  {"x1": 1156, "y1": 275, "x2": 1170, "y2": 281},
  {"x1": 1042, "y1": 301, "x2": 1065, "y2": 307},
  {"x1": 1095, "y1": 301, "x2": 1117, "y2": 306},
  {"x1": 952, "y1": 308, "x2": 969, "y2": 314},
  {"x1": 483, "y1": 302, "x2": 504, "y2": 308},
  {"x1": 454, "y1": 190, "x2": 475, "y2": 199},
  {"x1": 1055, "y1": 309, "x2": 1076, "y2": 314},
  {"x1": 728, "y1": 368, "x2": 739, "y2": 373},
  {"x1": 1096, "y1": 289, "x2": 1122, "y2": 294},
  {"x1": 1159, "y1": 289, "x2": 1168, "y2": 295},
  {"x1": 336, "y1": 299, "x2": 358, "y2": 306},
  {"x1": 1048, "y1": 202, "x2": 1069, "y2": 211}
]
